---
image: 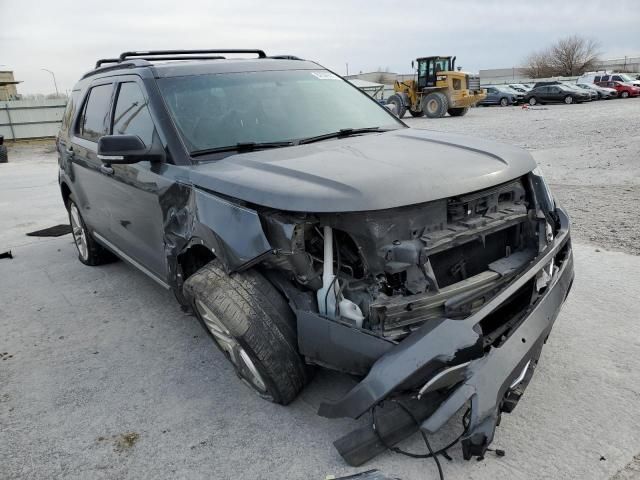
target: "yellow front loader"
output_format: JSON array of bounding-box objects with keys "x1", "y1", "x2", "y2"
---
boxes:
[{"x1": 386, "y1": 56, "x2": 486, "y2": 118}]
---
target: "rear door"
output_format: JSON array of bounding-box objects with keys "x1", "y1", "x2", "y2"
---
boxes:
[
  {"x1": 536, "y1": 86, "x2": 549, "y2": 101},
  {"x1": 547, "y1": 86, "x2": 562, "y2": 102},
  {"x1": 68, "y1": 81, "x2": 116, "y2": 239}
]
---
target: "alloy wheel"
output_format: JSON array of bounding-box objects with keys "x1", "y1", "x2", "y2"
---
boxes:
[
  {"x1": 195, "y1": 299, "x2": 269, "y2": 396},
  {"x1": 69, "y1": 203, "x2": 89, "y2": 261}
]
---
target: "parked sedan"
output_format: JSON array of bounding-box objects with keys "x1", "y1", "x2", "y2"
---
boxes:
[
  {"x1": 597, "y1": 81, "x2": 640, "y2": 98},
  {"x1": 562, "y1": 83, "x2": 597, "y2": 101},
  {"x1": 524, "y1": 85, "x2": 591, "y2": 105},
  {"x1": 478, "y1": 86, "x2": 518, "y2": 106},
  {"x1": 576, "y1": 83, "x2": 618, "y2": 99}
]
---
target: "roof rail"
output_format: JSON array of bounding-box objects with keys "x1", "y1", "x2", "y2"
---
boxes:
[
  {"x1": 118, "y1": 49, "x2": 267, "y2": 61},
  {"x1": 95, "y1": 58, "x2": 121, "y2": 68},
  {"x1": 269, "y1": 55, "x2": 304, "y2": 60},
  {"x1": 81, "y1": 60, "x2": 150, "y2": 80}
]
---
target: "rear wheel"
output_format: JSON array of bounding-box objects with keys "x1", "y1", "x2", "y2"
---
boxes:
[
  {"x1": 386, "y1": 94, "x2": 407, "y2": 118},
  {"x1": 184, "y1": 260, "x2": 310, "y2": 404},
  {"x1": 447, "y1": 107, "x2": 469, "y2": 117},
  {"x1": 422, "y1": 92, "x2": 448, "y2": 118},
  {"x1": 564, "y1": 95, "x2": 574, "y2": 104},
  {"x1": 621, "y1": 91, "x2": 629, "y2": 98},
  {"x1": 66, "y1": 195, "x2": 116, "y2": 266}
]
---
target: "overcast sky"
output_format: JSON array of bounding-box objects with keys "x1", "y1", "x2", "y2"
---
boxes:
[{"x1": 1, "y1": 0, "x2": 638, "y2": 94}]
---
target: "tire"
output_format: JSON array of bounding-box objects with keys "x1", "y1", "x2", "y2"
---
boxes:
[
  {"x1": 528, "y1": 97, "x2": 538, "y2": 106},
  {"x1": 0, "y1": 145, "x2": 7, "y2": 163},
  {"x1": 66, "y1": 194, "x2": 117, "y2": 266},
  {"x1": 621, "y1": 91, "x2": 629, "y2": 98},
  {"x1": 183, "y1": 260, "x2": 310, "y2": 405},
  {"x1": 408, "y1": 109, "x2": 424, "y2": 117},
  {"x1": 564, "y1": 95, "x2": 574, "y2": 104},
  {"x1": 499, "y1": 97, "x2": 509, "y2": 107},
  {"x1": 447, "y1": 107, "x2": 469, "y2": 117},
  {"x1": 386, "y1": 94, "x2": 406, "y2": 118},
  {"x1": 422, "y1": 92, "x2": 448, "y2": 118}
]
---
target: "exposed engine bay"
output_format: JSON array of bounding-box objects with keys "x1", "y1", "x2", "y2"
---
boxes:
[{"x1": 262, "y1": 173, "x2": 556, "y2": 346}]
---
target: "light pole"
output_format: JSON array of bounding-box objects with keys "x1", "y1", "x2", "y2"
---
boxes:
[{"x1": 41, "y1": 68, "x2": 59, "y2": 96}]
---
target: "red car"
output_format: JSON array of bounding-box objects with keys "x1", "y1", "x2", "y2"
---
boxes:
[{"x1": 597, "y1": 81, "x2": 640, "y2": 98}]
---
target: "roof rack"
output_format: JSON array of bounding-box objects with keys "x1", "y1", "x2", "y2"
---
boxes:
[
  {"x1": 89, "y1": 49, "x2": 274, "y2": 78},
  {"x1": 118, "y1": 49, "x2": 266, "y2": 62}
]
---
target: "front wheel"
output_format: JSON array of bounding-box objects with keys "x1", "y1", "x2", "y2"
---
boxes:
[
  {"x1": 447, "y1": 107, "x2": 469, "y2": 117},
  {"x1": 564, "y1": 95, "x2": 574, "y2": 104},
  {"x1": 499, "y1": 97, "x2": 509, "y2": 107},
  {"x1": 386, "y1": 94, "x2": 407, "y2": 118},
  {"x1": 184, "y1": 260, "x2": 310, "y2": 404},
  {"x1": 528, "y1": 97, "x2": 538, "y2": 106}
]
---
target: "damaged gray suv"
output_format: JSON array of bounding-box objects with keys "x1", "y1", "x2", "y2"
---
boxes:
[{"x1": 57, "y1": 49, "x2": 574, "y2": 463}]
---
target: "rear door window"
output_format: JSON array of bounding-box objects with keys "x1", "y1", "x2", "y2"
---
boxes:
[
  {"x1": 78, "y1": 84, "x2": 113, "y2": 142},
  {"x1": 594, "y1": 76, "x2": 601, "y2": 82},
  {"x1": 111, "y1": 82, "x2": 156, "y2": 147}
]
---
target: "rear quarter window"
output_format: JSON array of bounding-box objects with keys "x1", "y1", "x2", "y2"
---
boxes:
[{"x1": 60, "y1": 90, "x2": 80, "y2": 132}]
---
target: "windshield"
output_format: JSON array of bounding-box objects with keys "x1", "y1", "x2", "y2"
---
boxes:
[
  {"x1": 158, "y1": 69, "x2": 402, "y2": 153},
  {"x1": 618, "y1": 74, "x2": 633, "y2": 82}
]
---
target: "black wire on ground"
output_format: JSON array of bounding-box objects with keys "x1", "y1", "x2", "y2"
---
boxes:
[{"x1": 371, "y1": 400, "x2": 471, "y2": 480}]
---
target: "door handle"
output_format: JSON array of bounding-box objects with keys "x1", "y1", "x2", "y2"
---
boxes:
[
  {"x1": 65, "y1": 147, "x2": 74, "y2": 159},
  {"x1": 100, "y1": 164, "x2": 114, "y2": 175}
]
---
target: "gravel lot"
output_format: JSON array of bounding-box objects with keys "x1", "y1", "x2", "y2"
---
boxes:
[
  {"x1": 406, "y1": 99, "x2": 640, "y2": 255},
  {"x1": 1, "y1": 99, "x2": 640, "y2": 480}
]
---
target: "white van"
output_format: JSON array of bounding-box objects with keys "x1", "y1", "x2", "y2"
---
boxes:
[{"x1": 577, "y1": 71, "x2": 640, "y2": 88}]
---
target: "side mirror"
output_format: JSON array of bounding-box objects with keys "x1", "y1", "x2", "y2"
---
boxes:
[
  {"x1": 97, "y1": 135, "x2": 162, "y2": 164},
  {"x1": 411, "y1": 60, "x2": 415, "y2": 69}
]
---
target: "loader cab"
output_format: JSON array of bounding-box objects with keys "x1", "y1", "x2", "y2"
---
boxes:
[{"x1": 415, "y1": 56, "x2": 455, "y2": 89}]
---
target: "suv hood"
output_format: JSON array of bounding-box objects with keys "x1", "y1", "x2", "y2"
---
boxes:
[{"x1": 188, "y1": 128, "x2": 536, "y2": 212}]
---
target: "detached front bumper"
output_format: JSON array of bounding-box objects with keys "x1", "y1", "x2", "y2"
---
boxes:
[{"x1": 319, "y1": 208, "x2": 574, "y2": 459}]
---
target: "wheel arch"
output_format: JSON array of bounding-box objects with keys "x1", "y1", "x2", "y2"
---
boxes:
[{"x1": 60, "y1": 181, "x2": 72, "y2": 209}]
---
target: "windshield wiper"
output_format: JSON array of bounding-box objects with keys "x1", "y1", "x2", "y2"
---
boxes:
[
  {"x1": 191, "y1": 141, "x2": 294, "y2": 157},
  {"x1": 297, "y1": 127, "x2": 387, "y2": 145}
]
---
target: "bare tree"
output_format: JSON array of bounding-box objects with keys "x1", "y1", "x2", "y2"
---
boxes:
[
  {"x1": 523, "y1": 50, "x2": 555, "y2": 78},
  {"x1": 549, "y1": 36, "x2": 600, "y2": 76},
  {"x1": 523, "y1": 35, "x2": 600, "y2": 78}
]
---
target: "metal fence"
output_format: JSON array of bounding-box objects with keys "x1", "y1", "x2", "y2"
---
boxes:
[{"x1": 0, "y1": 99, "x2": 67, "y2": 140}]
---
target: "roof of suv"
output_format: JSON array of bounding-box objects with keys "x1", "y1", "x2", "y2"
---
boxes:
[
  {"x1": 81, "y1": 50, "x2": 321, "y2": 82},
  {"x1": 152, "y1": 58, "x2": 320, "y2": 77}
]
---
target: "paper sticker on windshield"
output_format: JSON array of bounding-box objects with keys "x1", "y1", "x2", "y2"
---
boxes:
[{"x1": 311, "y1": 72, "x2": 339, "y2": 80}]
